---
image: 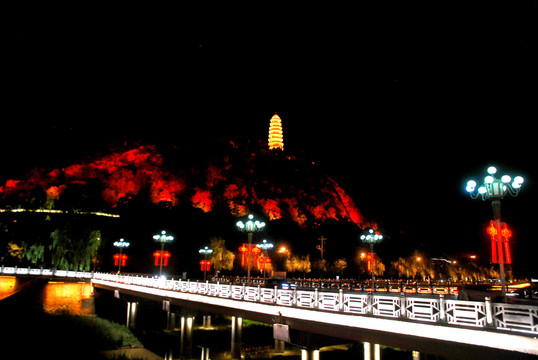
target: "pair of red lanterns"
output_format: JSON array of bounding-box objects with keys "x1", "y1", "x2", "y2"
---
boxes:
[
  {"x1": 113, "y1": 254, "x2": 128, "y2": 267},
  {"x1": 153, "y1": 250, "x2": 172, "y2": 267},
  {"x1": 238, "y1": 243, "x2": 262, "y2": 267},
  {"x1": 200, "y1": 260, "x2": 212, "y2": 271},
  {"x1": 486, "y1": 221, "x2": 512, "y2": 264}
]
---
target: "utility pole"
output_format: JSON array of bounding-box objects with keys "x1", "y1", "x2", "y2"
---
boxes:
[{"x1": 316, "y1": 236, "x2": 327, "y2": 260}]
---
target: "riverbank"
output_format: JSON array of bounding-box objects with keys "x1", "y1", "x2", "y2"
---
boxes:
[{"x1": 0, "y1": 280, "x2": 155, "y2": 360}]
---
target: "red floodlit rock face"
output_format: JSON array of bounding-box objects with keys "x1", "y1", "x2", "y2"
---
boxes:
[{"x1": 0, "y1": 142, "x2": 373, "y2": 228}]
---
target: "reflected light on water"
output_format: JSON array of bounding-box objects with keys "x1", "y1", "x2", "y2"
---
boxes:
[
  {"x1": 0, "y1": 276, "x2": 17, "y2": 300},
  {"x1": 42, "y1": 282, "x2": 94, "y2": 315}
]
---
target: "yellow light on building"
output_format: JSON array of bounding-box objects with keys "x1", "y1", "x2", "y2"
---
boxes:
[{"x1": 268, "y1": 114, "x2": 284, "y2": 151}]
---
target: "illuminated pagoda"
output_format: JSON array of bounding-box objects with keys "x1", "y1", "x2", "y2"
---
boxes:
[{"x1": 268, "y1": 114, "x2": 284, "y2": 151}]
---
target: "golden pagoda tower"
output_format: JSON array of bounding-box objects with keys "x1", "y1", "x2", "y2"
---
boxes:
[{"x1": 268, "y1": 113, "x2": 284, "y2": 151}]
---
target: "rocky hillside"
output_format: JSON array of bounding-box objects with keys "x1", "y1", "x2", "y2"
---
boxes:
[{"x1": 0, "y1": 139, "x2": 371, "y2": 229}]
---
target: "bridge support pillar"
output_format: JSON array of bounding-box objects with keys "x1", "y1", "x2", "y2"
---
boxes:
[
  {"x1": 274, "y1": 339, "x2": 285, "y2": 353},
  {"x1": 363, "y1": 342, "x2": 380, "y2": 360},
  {"x1": 126, "y1": 301, "x2": 138, "y2": 328},
  {"x1": 300, "y1": 349, "x2": 320, "y2": 360},
  {"x1": 202, "y1": 314, "x2": 211, "y2": 328},
  {"x1": 231, "y1": 316, "x2": 243, "y2": 359}
]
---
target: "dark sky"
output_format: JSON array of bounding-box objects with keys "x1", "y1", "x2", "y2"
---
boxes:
[{"x1": 4, "y1": 3, "x2": 538, "y2": 274}]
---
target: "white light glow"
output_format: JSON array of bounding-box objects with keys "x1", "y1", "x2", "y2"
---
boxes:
[{"x1": 487, "y1": 166, "x2": 497, "y2": 175}]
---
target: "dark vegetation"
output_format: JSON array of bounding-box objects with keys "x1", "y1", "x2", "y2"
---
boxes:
[{"x1": 0, "y1": 283, "x2": 141, "y2": 360}]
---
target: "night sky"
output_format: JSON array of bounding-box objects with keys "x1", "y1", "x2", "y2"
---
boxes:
[{"x1": 4, "y1": 4, "x2": 538, "y2": 275}]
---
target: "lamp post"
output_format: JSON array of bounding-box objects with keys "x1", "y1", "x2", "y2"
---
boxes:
[
  {"x1": 199, "y1": 246, "x2": 213, "y2": 281},
  {"x1": 466, "y1": 166, "x2": 524, "y2": 302},
  {"x1": 113, "y1": 238, "x2": 130, "y2": 273},
  {"x1": 360, "y1": 228, "x2": 383, "y2": 292},
  {"x1": 153, "y1": 230, "x2": 174, "y2": 277},
  {"x1": 236, "y1": 214, "x2": 266, "y2": 283},
  {"x1": 257, "y1": 239, "x2": 274, "y2": 282}
]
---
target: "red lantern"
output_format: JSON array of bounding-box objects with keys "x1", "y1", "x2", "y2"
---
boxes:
[
  {"x1": 501, "y1": 223, "x2": 512, "y2": 264},
  {"x1": 153, "y1": 251, "x2": 161, "y2": 266},
  {"x1": 251, "y1": 246, "x2": 261, "y2": 266},
  {"x1": 487, "y1": 221, "x2": 498, "y2": 263},
  {"x1": 239, "y1": 244, "x2": 249, "y2": 266},
  {"x1": 162, "y1": 251, "x2": 171, "y2": 266},
  {"x1": 366, "y1": 253, "x2": 373, "y2": 271}
]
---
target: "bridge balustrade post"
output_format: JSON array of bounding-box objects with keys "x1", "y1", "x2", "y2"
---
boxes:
[
  {"x1": 338, "y1": 289, "x2": 344, "y2": 311},
  {"x1": 314, "y1": 288, "x2": 319, "y2": 308},
  {"x1": 293, "y1": 287, "x2": 297, "y2": 306},
  {"x1": 485, "y1": 296, "x2": 494, "y2": 326},
  {"x1": 274, "y1": 286, "x2": 278, "y2": 304},
  {"x1": 400, "y1": 292, "x2": 406, "y2": 318},
  {"x1": 439, "y1": 294, "x2": 446, "y2": 322}
]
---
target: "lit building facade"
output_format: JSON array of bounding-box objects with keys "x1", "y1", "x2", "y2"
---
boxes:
[{"x1": 268, "y1": 114, "x2": 284, "y2": 151}]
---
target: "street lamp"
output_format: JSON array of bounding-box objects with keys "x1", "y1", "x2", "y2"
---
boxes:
[
  {"x1": 465, "y1": 165, "x2": 524, "y2": 302},
  {"x1": 153, "y1": 230, "x2": 174, "y2": 277},
  {"x1": 257, "y1": 239, "x2": 274, "y2": 281},
  {"x1": 236, "y1": 214, "x2": 266, "y2": 283},
  {"x1": 360, "y1": 228, "x2": 383, "y2": 292},
  {"x1": 199, "y1": 246, "x2": 213, "y2": 281},
  {"x1": 113, "y1": 238, "x2": 130, "y2": 273}
]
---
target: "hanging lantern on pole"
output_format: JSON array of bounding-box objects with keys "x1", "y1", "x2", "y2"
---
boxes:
[
  {"x1": 239, "y1": 244, "x2": 249, "y2": 267},
  {"x1": 487, "y1": 221, "x2": 512, "y2": 265}
]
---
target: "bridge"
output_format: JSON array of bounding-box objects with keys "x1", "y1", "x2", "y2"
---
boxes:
[
  {"x1": 90, "y1": 272, "x2": 538, "y2": 357},
  {"x1": 2, "y1": 267, "x2": 538, "y2": 357}
]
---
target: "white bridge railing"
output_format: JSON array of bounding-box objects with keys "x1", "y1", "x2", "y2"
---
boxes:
[
  {"x1": 92, "y1": 272, "x2": 538, "y2": 336},
  {"x1": 0, "y1": 266, "x2": 93, "y2": 279}
]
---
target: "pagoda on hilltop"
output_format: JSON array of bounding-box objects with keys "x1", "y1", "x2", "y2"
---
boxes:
[{"x1": 268, "y1": 113, "x2": 284, "y2": 151}]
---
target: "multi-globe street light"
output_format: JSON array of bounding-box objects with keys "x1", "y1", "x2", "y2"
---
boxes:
[
  {"x1": 199, "y1": 246, "x2": 214, "y2": 281},
  {"x1": 153, "y1": 230, "x2": 174, "y2": 277},
  {"x1": 465, "y1": 166, "x2": 524, "y2": 302},
  {"x1": 113, "y1": 238, "x2": 130, "y2": 273},
  {"x1": 360, "y1": 228, "x2": 383, "y2": 292},
  {"x1": 236, "y1": 214, "x2": 266, "y2": 282}
]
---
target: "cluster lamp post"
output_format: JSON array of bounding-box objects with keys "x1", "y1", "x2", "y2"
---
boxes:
[
  {"x1": 153, "y1": 230, "x2": 174, "y2": 277},
  {"x1": 236, "y1": 214, "x2": 266, "y2": 282},
  {"x1": 113, "y1": 238, "x2": 130, "y2": 273},
  {"x1": 199, "y1": 246, "x2": 213, "y2": 281},
  {"x1": 466, "y1": 166, "x2": 524, "y2": 302},
  {"x1": 360, "y1": 228, "x2": 383, "y2": 292}
]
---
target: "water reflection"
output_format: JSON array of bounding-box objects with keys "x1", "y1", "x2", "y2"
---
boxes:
[
  {"x1": 41, "y1": 281, "x2": 94, "y2": 315},
  {"x1": 140, "y1": 314, "x2": 435, "y2": 360},
  {"x1": 0, "y1": 276, "x2": 18, "y2": 300}
]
